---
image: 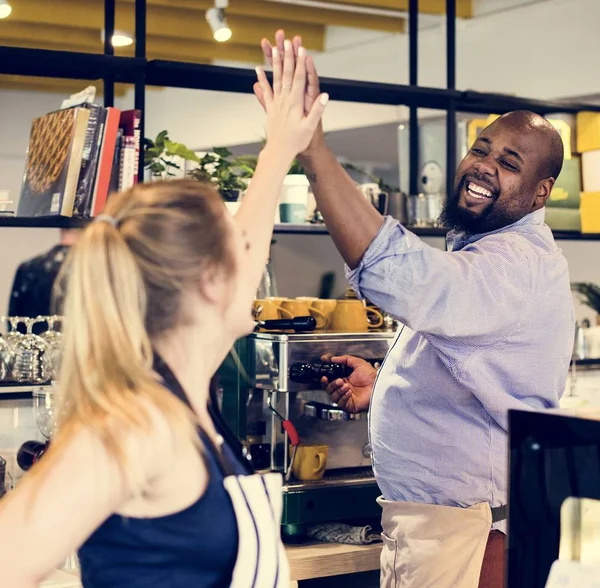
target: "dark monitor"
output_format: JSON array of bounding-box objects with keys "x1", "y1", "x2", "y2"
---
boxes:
[{"x1": 508, "y1": 409, "x2": 600, "y2": 587}]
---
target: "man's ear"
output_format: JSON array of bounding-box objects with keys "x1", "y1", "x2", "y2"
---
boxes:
[{"x1": 534, "y1": 177, "x2": 555, "y2": 209}]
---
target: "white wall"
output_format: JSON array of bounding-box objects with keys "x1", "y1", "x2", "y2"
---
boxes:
[
  {"x1": 144, "y1": 87, "x2": 402, "y2": 152},
  {"x1": 316, "y1": 0, "x2": 599, "y2": 100}
]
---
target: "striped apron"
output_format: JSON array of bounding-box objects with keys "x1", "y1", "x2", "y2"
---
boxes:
[{"x1": 224, "y1": 472, "x2": 290, "y2": 588}]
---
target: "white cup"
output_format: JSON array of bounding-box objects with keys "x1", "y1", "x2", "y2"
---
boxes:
[{"x1": 279, "y1": 175, "x2": 309, "y2": 223}]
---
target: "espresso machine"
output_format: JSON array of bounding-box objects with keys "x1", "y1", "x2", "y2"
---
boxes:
[{"x1": 217, "y1": 330, "x2": 395, "y2": 538}]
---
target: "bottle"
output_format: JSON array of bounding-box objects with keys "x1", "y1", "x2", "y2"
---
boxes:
[{"x1": 288, "y1": 362, "x2": 352, "y2": 385}]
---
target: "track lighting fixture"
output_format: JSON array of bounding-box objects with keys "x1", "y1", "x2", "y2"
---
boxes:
[
  {"x1": 206, "y1": 0, "x2": 232, "y2": 43},
  {"x1": 100, "y1": 30, "x2": 134, "y2": 48},
  {"x1": 0, "y1": 1, "x2": 13, "y2": 19}
]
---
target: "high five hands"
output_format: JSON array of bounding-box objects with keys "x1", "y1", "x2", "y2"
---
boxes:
[{"x1": 254, "y1": 30, "x2": 326, "y2": 156}]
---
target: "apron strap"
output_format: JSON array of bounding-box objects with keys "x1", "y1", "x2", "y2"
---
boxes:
[{"x1": 491, "y1": 504, "x2": 507, "y2": 523}]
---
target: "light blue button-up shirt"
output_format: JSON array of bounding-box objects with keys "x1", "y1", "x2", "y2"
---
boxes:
[{"x1": 346, "y1": 209, "x2": 574, "y2": 529}]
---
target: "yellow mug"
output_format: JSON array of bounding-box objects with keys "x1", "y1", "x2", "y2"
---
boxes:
[
  {"x1": 280, "y1": 299, "x2": 326, "y2": 329},
  {"x1": 291, "y1": 443, "x2": 329, "y2": 481},
  {"x1": 309, "y1": 299, "x2": 338, "y2": 331},
  {"x1": 330, "y1": 300, "x2": 383, "y2": 332},
  {"x1": 296, "y1": 296, "x2": 319, "y2": 303},
  {"x1": 266, "y1": 296, "x2": 288, "y2": 306},
  {"x1": 253, "y1": 299, "x2": 293, "y2": 322}
]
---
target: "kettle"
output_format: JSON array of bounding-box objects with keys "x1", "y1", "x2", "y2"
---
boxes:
[{"x1": 359, "y1": 183, "x2": 389, "y2": 215}]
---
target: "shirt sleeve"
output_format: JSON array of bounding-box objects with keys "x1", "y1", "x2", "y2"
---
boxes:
[{"x1": 346, "y1": 216, "x2": 535, "y2": 340}]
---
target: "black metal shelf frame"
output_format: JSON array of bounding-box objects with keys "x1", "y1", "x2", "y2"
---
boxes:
[
  {"x1": 2, "y1": 0, "x2": 600, "y2": 231},
  {"x1": 1, "y1": 216, "x2": 599, "y2": 242}
]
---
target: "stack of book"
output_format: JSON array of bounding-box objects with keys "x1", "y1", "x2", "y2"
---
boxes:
[{"x1": 17, "y1": 102, "x2": 141, "y2": 218}]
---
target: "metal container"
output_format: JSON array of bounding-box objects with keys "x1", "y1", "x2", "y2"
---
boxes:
[{"x1": 387, "y1": 191, "x2": 408, "y2": 223}]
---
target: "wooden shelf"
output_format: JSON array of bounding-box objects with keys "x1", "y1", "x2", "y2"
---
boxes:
[{"x1": 286, "y1": 541, "x2": 381, "y2": 582}]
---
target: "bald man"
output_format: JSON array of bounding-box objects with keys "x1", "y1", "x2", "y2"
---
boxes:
[{"x1": 255, "y1": 34, "x2": 574, "y2": 588}]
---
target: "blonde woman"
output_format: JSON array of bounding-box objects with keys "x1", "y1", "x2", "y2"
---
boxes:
[{"x1": 0, "y1": 42, "x2": 328, "y2": 588}]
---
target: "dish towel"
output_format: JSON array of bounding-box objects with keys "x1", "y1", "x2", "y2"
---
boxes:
[{"x1": 306, "y1": 522, "x2": 382, "y2": 545}]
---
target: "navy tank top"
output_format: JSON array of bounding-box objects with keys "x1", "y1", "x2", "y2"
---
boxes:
[{"x1": 78, "y1": 355, "x2": 252, "y2": 588}]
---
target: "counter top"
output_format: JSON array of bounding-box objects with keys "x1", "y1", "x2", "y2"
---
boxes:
[
  {"x1": 42, "y1": 542, "x2": 382, "y2": 587},
  {"x1": 287, "y1": 541, "x2": 381, "y2": 581}
]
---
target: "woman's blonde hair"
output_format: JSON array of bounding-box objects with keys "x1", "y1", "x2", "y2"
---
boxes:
[{"x1": 48, "y1": 180, "x2": 235, "y2": 491}]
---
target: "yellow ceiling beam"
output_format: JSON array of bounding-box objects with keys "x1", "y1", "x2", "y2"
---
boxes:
[
  {"x1": 0, "y1": 21, "x2": 99, "y2": 48},
  {"x1": 319, "y1": 0, "x2": 473, "y2": 18},
  {"x1": 5, "y1": 0, "x2": 325, "y2": 50},
  {"x1": 0, "y1": 33, "x2": 264, "y2": 67},
  {"x1": 123, "y1": 0, "x2": 405, "y2": 33},
  {"x1": 0, "y1": 75, "x2": 128, "y2": 96}
]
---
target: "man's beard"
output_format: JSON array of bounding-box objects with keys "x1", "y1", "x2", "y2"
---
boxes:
[{"x1": 440, "y1": 175, "x2": 508, "y2": 235}]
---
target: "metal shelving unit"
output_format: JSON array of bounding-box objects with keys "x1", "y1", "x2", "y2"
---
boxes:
[{"x1": 1, "y1": 0, "x2": 600, "y2": 238}]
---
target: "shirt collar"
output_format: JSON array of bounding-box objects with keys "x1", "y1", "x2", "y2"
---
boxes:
[{"x1": 446, "y1": 208, "x2": 546, "y2": 251}]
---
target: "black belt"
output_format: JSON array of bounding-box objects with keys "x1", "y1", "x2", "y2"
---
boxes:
[{"x1": 491, "y1": 505, "x2": 507, "y2": 523}]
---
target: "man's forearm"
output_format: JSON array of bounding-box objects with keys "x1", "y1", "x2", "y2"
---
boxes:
[{"x1": 299, "y1": 145, "x2": 385, "y2": 270}]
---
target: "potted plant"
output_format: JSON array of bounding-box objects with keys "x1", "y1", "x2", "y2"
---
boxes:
[
  {"x1": 144, "y1": 134, "x2": 253, "y2": 210},
  {"x1": 571, "y1": 282, "x2": 600, "y2": 325},
  {"x1": 143, "y1": 130, "x2": 201, "y2": 181},
  {"x1": 187, "y1": 147, "x2": 251, "y2": 205}
]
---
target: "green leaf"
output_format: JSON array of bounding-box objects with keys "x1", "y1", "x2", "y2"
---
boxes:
[
  {"x1": 164, "y1": 140, "x2": 201, "y2": 162},
  {"x1": 155, "y1": 130, "x2": 169, "y2": 149},
  {"x1": 160, "y1": 157, "x2": 181, "y2": 169},
  {"x1": 213, "y1": 146, "x2": 233, "y2": 158},
  {"x1": 146, "y1": 146, "x2": 163, "y2": 158},
  {"x1": 149, "y1": 162, "x2": 165, "y2": 174},
  {"x1": 571, "y1": 282, "x2": 600, "y2": 313}
]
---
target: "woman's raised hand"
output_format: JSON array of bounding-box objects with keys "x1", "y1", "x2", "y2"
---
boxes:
[{"x1": 255, "y1": 37, "x2": 328, "y2": 161}]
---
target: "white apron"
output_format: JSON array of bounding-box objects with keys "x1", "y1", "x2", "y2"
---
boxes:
[
  {"x1": 224, "y1": 472, "x2": 290, "y2": 588},
  {"x1": 378, "y1": 497, "x2": 492, "y2": 588}
]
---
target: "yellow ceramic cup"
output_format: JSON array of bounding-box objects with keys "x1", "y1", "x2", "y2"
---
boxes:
[
  {"x1": 296, "y1": 296, "x2": 319, "y2": 303},
  {"x1": 266, "y1": 296, "x2": 288, "y2": 306},
  {"x1": 330, "y1": 300, "x2": 383, "y2": 332},
  {"x1": 310, "y1": 299, "x2": 338, "y2": 331},
  {"x1": 253, "y1": 299, "x2": 293, "y2": 322},
  {"x1": 291, "y1": 443, "x2": 329, "y2": 481},
  {"x1": 280, "y1": 299, "x2": 326, "y2": 329}
]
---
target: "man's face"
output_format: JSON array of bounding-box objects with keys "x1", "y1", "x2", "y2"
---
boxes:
[{"x1": 441, "y1": 121, "x2": 549, "y2": 234}]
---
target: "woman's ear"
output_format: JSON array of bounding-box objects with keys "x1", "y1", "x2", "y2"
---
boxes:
[{"x1": 197, "y1": 264, "x2": 228, "y2": 305}]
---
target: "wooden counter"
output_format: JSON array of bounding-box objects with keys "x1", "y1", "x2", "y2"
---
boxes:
[
  {"x1": 43, "y1": 542, "x2": 382, "y2": 587},
  {"x1": 287, "y1": 541, "x2": 381, "y2": 582}
]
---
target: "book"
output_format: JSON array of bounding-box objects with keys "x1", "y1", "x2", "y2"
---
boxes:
[
  {"x1": 18, "y1": 107, "x2": 90, "y2": 217},
  {"x1": 108, "y1": 129, "x2": 124, "y2": 196},
  {"x1": 89, "y1": 107, "x2": 121, "y2": 216},
  {"x1": 118, "y1": 136, "x2": 137, "y2": 192},
  {"x1": 73, "y1": 103, "x2": 106, "y2": 217},
  {"x1": 119, "y1": 109, "x2": 141, "y2": 185}
]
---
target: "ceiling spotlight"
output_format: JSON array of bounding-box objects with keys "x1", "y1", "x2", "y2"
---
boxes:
[
  {"x1": 0, "y1": 1, "x2": 12, "y2": 19},
  {"x1": 206, "y1": 0, "x2": 232, "y2": 43},
  {"x1": 100, "y1": 29, "x2": 134, "y2": 48}
]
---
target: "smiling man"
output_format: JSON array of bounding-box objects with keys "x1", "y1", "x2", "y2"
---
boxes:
[
  {"x1": 320, "y1": 111, "x2": 573, "y2": 587},
  {"x1": 255, "y1": 38, "x2": 574, "y2": 588},
  {"x1": 442, "y1": 111, "x2": 566, "y2": 235}
]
